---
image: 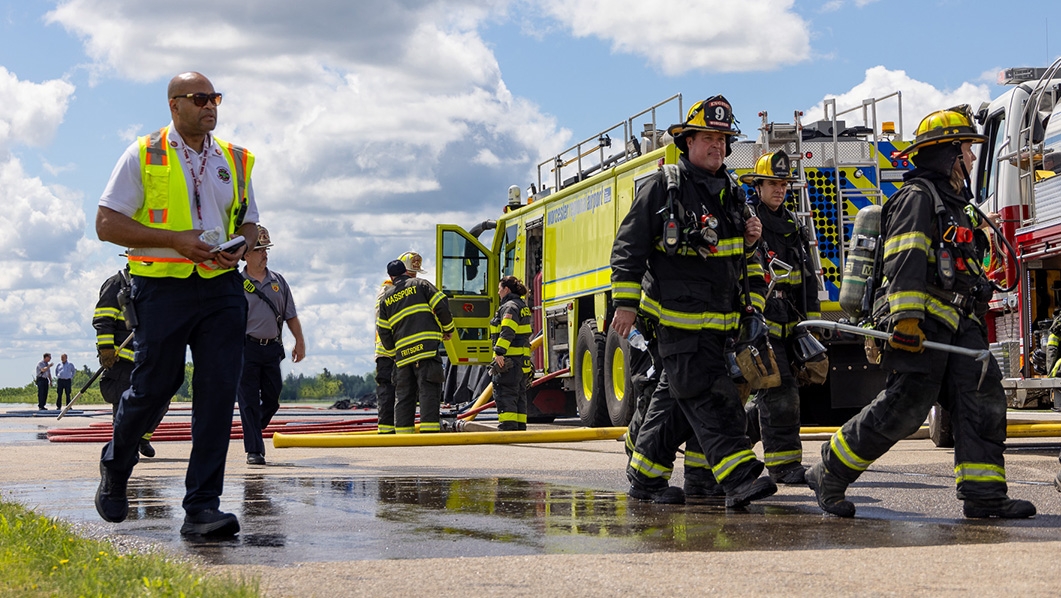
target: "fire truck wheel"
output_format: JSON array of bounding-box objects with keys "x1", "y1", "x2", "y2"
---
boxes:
[
  {"x1": 603, "y1": 327, "x2": 637, "y2": 426},
  {"x1": 574, "y1": 320, "x2": 610, "y2": 427},
  {"x1": 928, "y1": 402, "x2": 954, "y2": 448}
]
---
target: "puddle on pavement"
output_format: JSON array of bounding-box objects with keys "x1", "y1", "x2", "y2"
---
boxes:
[{"x1": 5, "y1": 475, "x2": 1060, "y2": 566}]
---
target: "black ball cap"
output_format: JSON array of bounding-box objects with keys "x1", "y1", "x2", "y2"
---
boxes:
[{"x1": 387, "y1": 260, "x2": 407, "y2": 277}]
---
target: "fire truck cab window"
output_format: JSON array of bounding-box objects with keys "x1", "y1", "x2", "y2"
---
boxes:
[
  {"x1": 977, "y1": 112, "x2": 1006, "y2": 205},
  {"x1": 440, "y1": 230, "x2": 488, "y2": 296},
  {"x1": 502, "y1": 224, "x2": 517, "y2": 278}
]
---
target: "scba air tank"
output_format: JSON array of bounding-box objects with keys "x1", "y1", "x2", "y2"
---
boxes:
[{"x1": 839, "y1": 205, "x2": 882, "y2": 320}]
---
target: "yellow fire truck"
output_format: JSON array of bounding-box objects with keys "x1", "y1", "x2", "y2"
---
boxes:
[{"x1": 437, "y1": 94, "x2": 911, "y2": 426}]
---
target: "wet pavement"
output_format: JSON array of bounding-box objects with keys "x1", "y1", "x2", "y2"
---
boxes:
[{"x1": 4, "y1": 405, "x2": 1061, "y2": 570}]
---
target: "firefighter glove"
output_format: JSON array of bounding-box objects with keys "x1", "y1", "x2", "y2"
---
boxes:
[
  {"x1": 99, "y1": 347, "x2": 118, "y2": 369},
  {"x1": 889, "y1": 318, "x2": 925, "y2": 353}
]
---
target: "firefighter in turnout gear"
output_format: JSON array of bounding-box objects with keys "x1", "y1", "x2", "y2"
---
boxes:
[
  {"x1": 610, "y1": 95, "x2": 778, "y2": 507},
  {"x1": 490, "y1": 276, "x2": 532, "y2": 431},
  {"x1": 808, "y1": 107, "x2": 1036, "y2": 519},
  {"x1": 377, "y1": 258, "x2": 455, "y2": 433},
  {"x1": 740, "y1": 151, "x2": 823, "y2": 485},
  {"x1": 373, "y1": 277, "x2": 397, "y2": 434},
  {"x1": 93, "y1": 268, "x2": 166, "y2": 458}
]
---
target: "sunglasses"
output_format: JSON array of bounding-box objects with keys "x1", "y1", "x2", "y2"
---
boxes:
[{"x1": 171, "y1": 92, "x2": 223, "y2": 107}]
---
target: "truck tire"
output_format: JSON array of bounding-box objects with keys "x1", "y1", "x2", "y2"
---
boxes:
[
  {"x1": 603, "y1": 327, "x2": 637, "y2": 427},
  {"x1": 928, "y1": 403, "x2": 954, "y2": 448},
  {"x1": 574, "y1": 320, "x2": 609, "y2": 427}
]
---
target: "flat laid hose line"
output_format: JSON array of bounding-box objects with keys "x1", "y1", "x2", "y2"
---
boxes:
[{"x1": 274, "y1": 426, "x2": 627, "y2": 448}]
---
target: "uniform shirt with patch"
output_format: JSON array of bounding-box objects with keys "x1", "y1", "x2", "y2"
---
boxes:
[
  {"x1": 243, "y1": 268, "x2": 297, "y2": 340},
  {"x1": 99, "y1": 123, "x2": 260, "y2": 232}
]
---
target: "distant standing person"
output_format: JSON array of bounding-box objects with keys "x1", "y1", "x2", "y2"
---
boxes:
[
  {"x1": 238, "y1": 225, "x2": 306, "y2": 465},
  {"x1": 377, "y1": 257, "x2": 455, "y2": 434},
  {"x1": 35, "y1": 353, "x2": 52, "y2": 410},
  {"x1": 490, "y1": 276, "x2": 532, "y2": 431},
  {"x1": 93, "y1": 268, "x2": 165, "y2": 458},
  {"x1": 94, "y1": 71, "x2": 259, "y2": 537},
  {"x1": 54, "y1": 354, "x2": 76, "y2": 410}
]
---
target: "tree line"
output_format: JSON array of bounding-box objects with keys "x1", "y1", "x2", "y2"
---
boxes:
[{"x1": 0, "y1": 365, "x2": 377, "y2": 404}]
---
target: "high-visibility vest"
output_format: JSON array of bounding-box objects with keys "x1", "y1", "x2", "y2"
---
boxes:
[{"x1": 126, "y1": 126, "x2": 254, "y2": 278}]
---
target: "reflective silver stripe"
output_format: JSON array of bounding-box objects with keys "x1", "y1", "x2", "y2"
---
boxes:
[
  {"x1": 629, "y1": 451, "x2": 673, "y2": 480},
  {"x1": 711, "y1": 449, "x2": 756, "y2": 482},
  {"x1": 830, "y1": 431, "x2": 872, "y2": 472},
  {"x1": 954, "y1": 462, "x2": 1006, "y2": 484},
  {"x1": 764, "y1": 449, "x2": 802, "y2": 468},
  {"x1": 683, "y1": 449, "x2": 710, "y2": 470},
  {"x1": 126, "y1": 247, "x2": 191, "y2": 261}
]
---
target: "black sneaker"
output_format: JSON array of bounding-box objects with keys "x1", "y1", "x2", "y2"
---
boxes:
[
  {"x1": 180, "y1": 509, "x2": 240, "y2": 537},
  {"x1": 247, "y1": 453, "x2": 266, "y2": 465},
  {"x1": 628, "y1": 485, "x2": 686, "y2": 504},
  {"x1": 725, "y1": 475, "x2": 777, "y2": 508},
  {"x1": 806, "y1": 462, "x2": 855, "y2": 518},
  {"x1": 963, "y1": 497, "x2": 1036, "y2": 519},
  {"x1": 138, "y1": 439, "x2": 156, "y2": 458},
  {"x1": 770, "y1": 464, "x2": 807, "y2": 485},
  {"x1": 94, "y1": 462, "x2": 129, "y2": 523}
]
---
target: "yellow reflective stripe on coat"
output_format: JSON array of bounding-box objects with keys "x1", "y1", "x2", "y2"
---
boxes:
[
  {"x1": 395, "y1": 330, "x2": 443, "y2": 350},
  {"x1": 429, "y1": 291, "x2": 448, "y2": 310},
  {"x1": 711, "y1": 449, "x2": 756, "y2": 482},
  {"x1": 954, "y1": 462, "x2": 1006, "y2": 484},
  {"x1": 500, "y1": 318, "x2": 531, "y2": 334},
  {"x1": 653, "y1": 235, "x2": 744, "y2": 257},
  {"x1": 884, "y1": 231, "x2": 932, "y2": 259},
  {"x1": 766, "y1": 320, "x2": 800, "y2": 338},
  {"x1": 613, "y1": 281, "x2": 641, "y2": 302},
  {"x1": 683, "y1": 449, "x2": 710, "y2": 471},
  {"x1": 389, "y1": 303, "x2": 434, "y2": 324},
  {"x1": 764, "y1": 449, "x2": 802, "y2": 468},
  {"x1": 641, "y1": 296, "x2": 740, "y2": 332},
  {"x1": 629, "y1": 450, "x2": 673, "y2": 480},
  {"x1": 95, "y1": 306, "x2": 121, "y2": 319},
  {"x1": 495, "y1": 336, "x2": 512, "y2": 351},
  {"x1": 830, "y1": 430, "x2": 873, "y2": 472}
]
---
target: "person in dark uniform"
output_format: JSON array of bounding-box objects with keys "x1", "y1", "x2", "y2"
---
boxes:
[
  {"x1": 610, "y1": 95, "x2": 777, "y2": 507},
  {"x1": 490, "y1": 276, "x2": 532, "y2": 431},
  {"x1": 93, "y1": 268, "x2": 166, "y2": 458},
  {"x1": 377, "y1": 259, "x2": 455, "y2": 434},
  {"x1": 808, "y1": 106, "x2": 1036, "y2": 519},
  {"x1": 373, "y1": 252, "x2": 424, "y2": 434},
  {"x1": 739, "y1": 151, "x2": 825, "y2": 485},
  {"x1": 94, "y1": 71, "x2": 260, "y2": 537},
  {"x1": 238, "y1": 225, "x2": 306, "y2": 465}
]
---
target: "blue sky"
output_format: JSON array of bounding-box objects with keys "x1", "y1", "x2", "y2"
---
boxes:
[{"x1": 1, "y1": 0, "x2": 1059, "y2": 388}]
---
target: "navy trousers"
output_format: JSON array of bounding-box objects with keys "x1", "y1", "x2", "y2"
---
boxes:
[
  {"x1": 237, "y1": 340, "x2": 285, "y2": 455},
  {"x1": 102, "y1": 271, "x2": 247, "y2": 515}
]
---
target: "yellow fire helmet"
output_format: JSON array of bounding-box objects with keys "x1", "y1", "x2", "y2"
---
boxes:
[
  {"x1": 667, "y1": 95, "x2": 739, "y2": 154},
  {"x1": 398, "y1": 251, "x2": 425, "y2": 273},
  {"x1": 903, "y1": 105, "x2": 986, "y2": 158},
  {"x1": 739, "y1": 151, "x2": 795, "y2": 185}
]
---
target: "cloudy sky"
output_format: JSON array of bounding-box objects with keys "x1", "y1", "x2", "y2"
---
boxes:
[{"x1": 1, "y1": 0, "x2": 1058, "y2": 388}]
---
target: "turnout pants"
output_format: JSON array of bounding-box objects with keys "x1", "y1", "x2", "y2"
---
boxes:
[
  {"x1": 237, "y1": 340, "x2": 285, "y2": 455},
  {"x1": 627, "y1": 328, "x2": 763, "y2": 492},
  {"x1": 492, "y1": 356, "x2": 528, "y2": 430},
  {"x1": 394, "y1": 356, "x2": 444, "y2": 433},
  {"x1": 375, "y1": 357, "x2": 397, "y2": 434},
  {"x1": 821, "y1": 316, "x2": 1008, "y2": 500},
  {"x1": 101, "y1": 271, "x2": 247, "y2": 515},
  {"x1": 745, "y1": 338, "x2": 803, "y2": 474}
]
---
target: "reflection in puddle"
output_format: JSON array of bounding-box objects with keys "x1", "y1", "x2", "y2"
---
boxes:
[{"x1": 5, "y1": 475, "x2": 1059, "y2": 566}]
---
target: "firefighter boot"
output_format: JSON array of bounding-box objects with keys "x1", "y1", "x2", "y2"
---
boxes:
[
  {"x1": 684, "y1": 470, "x2": 726, "y2": 498},
  {"x1": 962, "y1": 497, "x2": 1036, "y2": 519},
  {"x1": 725, "y1": 474, "x2": 778, "y2": 508},
  {"x1": 628, "y1": 484, "x2": 686, "y2": 505},
  {"x1": 770, "y1": 463, "x2": 807, "y2": 485},
  {"x1": 806, "y1": 462, "x2": 855, "y2": 518},
  {"x1": 95, "y1": 461, "x2": 129, "y2": 523}
]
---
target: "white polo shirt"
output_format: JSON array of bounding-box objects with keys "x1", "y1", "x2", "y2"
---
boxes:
[{"x1": 99, "y1": 123, "x2": 259, "y2": 233}]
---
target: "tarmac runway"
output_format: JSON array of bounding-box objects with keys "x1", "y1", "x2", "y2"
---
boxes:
[{"x1": 3, "y1": 403, "x2": 1061, "y2": 596}]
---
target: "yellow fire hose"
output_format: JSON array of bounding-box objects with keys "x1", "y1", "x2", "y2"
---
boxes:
[{"x1": 274, "y1": 426, "x2": 626, "y2": 448}]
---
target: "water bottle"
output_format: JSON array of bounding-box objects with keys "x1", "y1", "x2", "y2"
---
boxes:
[{"x1": 627, "y1": 328, "x2": 648, "y2": 351}]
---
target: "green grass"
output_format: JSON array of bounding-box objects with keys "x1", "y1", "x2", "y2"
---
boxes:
[{"x1": 0, "y1": 499, "x2": 259, "y2": 597}]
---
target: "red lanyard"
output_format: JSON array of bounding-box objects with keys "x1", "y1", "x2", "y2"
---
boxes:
[{"x1": 180, "y1": 143, "x2": 209, "y2": 226}]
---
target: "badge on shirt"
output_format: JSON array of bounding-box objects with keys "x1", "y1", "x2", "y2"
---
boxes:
[
  {"x1": 217, "y1": 166, "x2": 231, "y2": 183},
  {"x1": 271, "y1": 283, "x2": 280, "y2": 293}
]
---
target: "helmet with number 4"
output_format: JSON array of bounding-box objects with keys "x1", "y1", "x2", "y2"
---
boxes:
[
  {"x1": 739, "y1": 151, "x2": 795, "y2": 184},
  {"x1": 903, "y1": 105, "x2": 986, "y2": 158},
  {"x1": 667, "y1": 95, "x2": 740, "y2": 155}
]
